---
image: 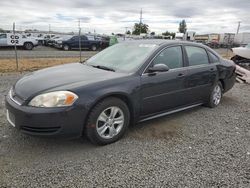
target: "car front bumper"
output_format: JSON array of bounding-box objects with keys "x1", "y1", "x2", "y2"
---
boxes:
[
  {"x1": 5, "y1": 94, "x2": 87, "y2": 138},
  {"x1": 54, "y1": 43, "x2": 63, "y2": 49}
]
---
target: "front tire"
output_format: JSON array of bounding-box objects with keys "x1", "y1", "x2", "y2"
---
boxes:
[
  {"x1": 85, "y1": 97, "x2": 130, "y2": 145},
  {"x1": 91, "y1": 45, "x2": 97, "y2": 51},
  {"x1": 207, "y1": 82, "x2": 223, "y2": 108},
  {"x1": 63, "y1": 44, "x2": 70, "y2": 51},
  {"x1": 24, "y1": 42, "x2": 33, "y2": 50}
]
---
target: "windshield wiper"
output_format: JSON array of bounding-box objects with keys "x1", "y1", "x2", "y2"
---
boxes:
[{"x1": 91, "y1": 65, "x2": 115, "y2": 72}]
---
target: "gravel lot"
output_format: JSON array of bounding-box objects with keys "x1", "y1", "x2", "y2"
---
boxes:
[{"x1": 0, "y1": 73, "x2": 250, "y2": 187}]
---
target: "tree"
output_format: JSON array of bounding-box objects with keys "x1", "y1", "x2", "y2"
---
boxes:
[
  {"x1": 150, "y1": 31, "x2": 155, "y2": 36},
  {"x1": 178, "y1": 20, "x2": 187, "y2": 33},
  {"x1": 126, "y1": 30, "x2": 131, "y2": 35},
  {"x1": 132, "y1": 23, "x2": 149, "y2": 35},
  {"x1": 162, "y1": 31, "x2": 175, "y2": 38}
]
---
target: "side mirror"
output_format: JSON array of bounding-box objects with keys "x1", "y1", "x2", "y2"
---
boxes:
[{"x1": 148, "y1": 64, "x2": 169, "y2": 73}]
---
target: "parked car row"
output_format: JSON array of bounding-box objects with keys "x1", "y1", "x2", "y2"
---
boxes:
[
  {"x1": 41, "y1": 34, "x2": 109, "y2": 51},
  {"x1": 55, "y1": 35, "x2": 109, "y2": 51},
  {"x1": 3, "y1": 32, "x2": 110, "y2": 51}
]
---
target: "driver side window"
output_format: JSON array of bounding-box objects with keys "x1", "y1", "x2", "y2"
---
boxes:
[{"x1": 152, "y1": 46, "x2": 183, "y2": 69}]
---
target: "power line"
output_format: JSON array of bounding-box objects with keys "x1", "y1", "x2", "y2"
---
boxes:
[
  {"x1": 78, "y1": 19, "x2": 82, "y2": 63},
  {"x1": 13, "y1": 22, "x2": 18, "y2": 71}
]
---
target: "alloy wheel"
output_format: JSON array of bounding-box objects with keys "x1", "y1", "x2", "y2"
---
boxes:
[
  {"x1": 212, "y1": 85, "x2": 222, "y2": 105},
  {"x1": 96, "y1": 106, "x2": 124, "y2": 139}
]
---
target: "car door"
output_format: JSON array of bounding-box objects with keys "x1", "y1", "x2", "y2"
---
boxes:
[
  {"x1": 0, "y1": 34, "x2": 7, "y2": 46},
  {"x1": 184, "y1": 45, "x2": 217, "y2": 103},
  {"x1": 81, "y1": 35, "x2": 89, "y2": 49},
  {"x1": 69, "y1": 36, "x2": 79, "y2": 49},
  {"x1": 140, "y1": 45, "x2": 189, "y2": 117}
]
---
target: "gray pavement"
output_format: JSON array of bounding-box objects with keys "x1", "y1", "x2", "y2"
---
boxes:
[{"x1": 0, "y1": 46, "x2": 97, "y2": 59}]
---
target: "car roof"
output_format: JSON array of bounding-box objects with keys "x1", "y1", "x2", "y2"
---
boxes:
[
  {"x1": 125, "y1": 39, "x2": 220, "y2": 52},
  {"x1": 121, "y1": 39, "x2": 221, "y2": 58},
  {"x1": 122, "y1": 39, "x2": 207, "y2": 47}
]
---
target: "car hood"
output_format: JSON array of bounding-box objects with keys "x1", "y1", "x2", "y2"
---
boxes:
[{"x1": 14, "y1": 63, "x2": 127, "y2": 100}]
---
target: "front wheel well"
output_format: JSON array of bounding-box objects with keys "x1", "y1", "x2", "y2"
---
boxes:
[
  {"x1": 23, "y1": 42, "x2": 34, "y2": 50},
  {"x1": 23, "y1": 42, "x2": 33, "y2": 46},
  {"x1": 219, "y1": 79, "x2": 225, "y2": 92}
]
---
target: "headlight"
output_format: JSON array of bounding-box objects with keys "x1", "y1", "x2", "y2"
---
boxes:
[{"x1": 29, "y1": 91, "x2": 78, "y2": 107}]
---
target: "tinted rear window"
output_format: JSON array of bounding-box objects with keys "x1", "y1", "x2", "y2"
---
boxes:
[{"x1": 185, "y1": 46, "x2": 209, "y2": 66}]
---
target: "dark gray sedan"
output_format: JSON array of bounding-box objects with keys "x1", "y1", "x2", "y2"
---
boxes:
[{"x1": 5, "y1": 40, "x2": 236, "y2": 145}]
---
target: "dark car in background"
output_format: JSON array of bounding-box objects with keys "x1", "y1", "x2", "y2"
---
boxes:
[
  {"x1": 58, "y1": 35, "x2": 102, "y2": 51},
  {"x1": 99, "y1": 36, "x2": 110, "y2": 49},
  {"x1": 5, "y1": 40, "x2": 236, "y2": 145}
]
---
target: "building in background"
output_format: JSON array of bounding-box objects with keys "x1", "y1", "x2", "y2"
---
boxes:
[{"x1": 234, "y1": 32, "x2": 250, "y2": 46}]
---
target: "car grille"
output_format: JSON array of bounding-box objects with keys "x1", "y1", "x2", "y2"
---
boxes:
[{"x1": 21, "y1": 126, "x2": 61, "y2": 133}]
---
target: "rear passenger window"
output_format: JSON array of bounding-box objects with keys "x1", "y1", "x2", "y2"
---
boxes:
[
  {"x1": 185, "y1": 46, "x2": 209, "y2": 66},
  {"x1": 153, "y1": 46, "x2": 183, "y2": 69},
  {"x1": 71, "y1": 36, "x2": 78, "y2": 41},
  {"x1": 81, "y1": 36, "x2": 88, "y2": 40},
  {"x1": 208, "y1": 51, "x2": 220, "y2": 63}
]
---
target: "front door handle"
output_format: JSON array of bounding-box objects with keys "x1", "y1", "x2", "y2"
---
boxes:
[
  {"x1": 210, "y1": 68, "x2": 215, "y2": 71},
  {"x1": 177, "y1": 73, "x2": 185, "y2": 77}
]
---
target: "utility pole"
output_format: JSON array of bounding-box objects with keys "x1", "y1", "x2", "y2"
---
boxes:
[
  {"x1": 124, "y1": 27, "x2": 129, "y2": 34},
  {"x1": 13, "y1": 22, "x2": 18, "y2": 71},
  {"x1": 78, "y1": 19, "x2": 82, "y2": 63},
  {"x1": 124, "y1": 27, "x2": 129, "y2": 40},
  {"x1": 49, "y1": 24, "x2": 51, "y2": 34},
  {"x1": 236, "y1": 21, "x2": 241, "y2": 34},
  {"x1": 139, "y1": 8, "x2": 142, "y2": 36}
]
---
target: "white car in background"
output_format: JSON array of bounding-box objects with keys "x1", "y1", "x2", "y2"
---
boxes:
[
  {"x1": 0, "y1": 33, "x2": 39, "y2": 50},
  {"x1": 231, "y1": 43, "x2": 250, "y2": 65}
]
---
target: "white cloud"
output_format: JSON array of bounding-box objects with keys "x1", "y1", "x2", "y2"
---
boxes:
[{"x1": 0, "y1": 0, "x2": 249, "y2": 34}]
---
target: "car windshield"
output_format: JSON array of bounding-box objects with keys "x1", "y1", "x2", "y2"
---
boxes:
[
  {"x1": 246, "y1": 43, "x2": 250, "y2": 48},
  {"x1": 85, "y1": 43, "x2": 158, "y2": 73}
]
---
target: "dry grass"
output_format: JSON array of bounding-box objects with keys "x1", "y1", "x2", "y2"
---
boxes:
[{"x1": 0, "y1": 58, "x2": 84, "y2": 72}]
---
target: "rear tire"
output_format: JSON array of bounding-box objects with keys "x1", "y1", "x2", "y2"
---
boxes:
[
  {"x1": 24, "y1": 42, "x2": 33, "y2": 50},
  {"x1": 91, "y1": 45, "x2": 97, "y2": 51},
  {"x1": 85, "y1": 97, "x2": 130, "y2": 145},
  {"x1": 206, "y1": 82, "x2": 223, "y2": 108},
  {"x1": 63, "y1": 44, "x2": 70, "y2": 51}
]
